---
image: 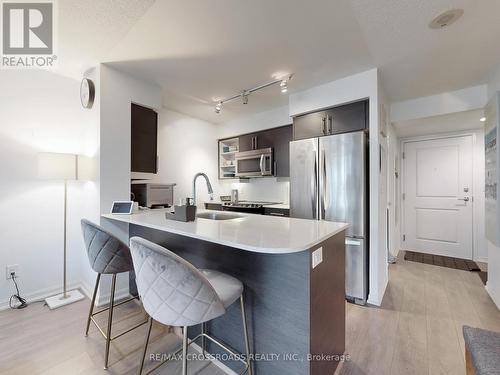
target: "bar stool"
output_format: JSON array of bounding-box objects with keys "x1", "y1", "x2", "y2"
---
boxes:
[
  {"x1": 81, "y1": 219, "x2": 148, "y2": 370},
  {"x1": 129, "y1": 236, "x2": 253, "y2": 375}
]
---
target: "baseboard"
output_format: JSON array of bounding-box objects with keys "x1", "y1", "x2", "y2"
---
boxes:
[
  {"x1": 485, "y1": 283, "x2": 500, "y2": 310},
  {"x1": 95, "y1": 286, "x2": 131, "y2": 307},
  {"x1": 0, "y1": 281, "x2": 89, "y2": 312},
  {"x1": 474, "y1": 256, "x2": 488, "y2": 263},
  {"x1": 367, "y1": 273, "x2": 389, "y2": 307}
]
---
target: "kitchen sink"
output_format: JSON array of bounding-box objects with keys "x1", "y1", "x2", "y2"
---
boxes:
[{"x1": 196, "y1": 212, "x2": 242, "y2": 220}]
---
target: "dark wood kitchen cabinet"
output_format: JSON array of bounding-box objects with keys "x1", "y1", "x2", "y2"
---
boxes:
[
  {"x1": 266, "y1": 125, "x2": 293, "y2": 177},
  {"x1": 219, "y1": 124, "x2": 293, "y2": 178},
  {"x1": 293, "y1": 100, "x2": 368, "y2": 140},
  {"x1": 242, "y1": 125, "x2": 292, "y2": 177}
]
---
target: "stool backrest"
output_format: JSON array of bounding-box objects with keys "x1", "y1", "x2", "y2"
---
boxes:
[
  {"x1": 129, "y1": 236, "x2": 225, "y2": 327},
  {"x1": 81, "y1": 219, "x2": 133, "y2": 274}
]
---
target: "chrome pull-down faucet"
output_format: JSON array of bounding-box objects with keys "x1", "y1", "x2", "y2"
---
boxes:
[{"x1": 192, "y1": 172, "x2": 214, "y2": 206}]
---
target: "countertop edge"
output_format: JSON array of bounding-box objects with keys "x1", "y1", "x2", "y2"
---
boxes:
[{"x1": 101, "y1": 213, "x2": 348, "y2": 254}]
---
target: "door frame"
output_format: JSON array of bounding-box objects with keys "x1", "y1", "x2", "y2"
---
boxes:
[{"x1": 399, "y1": 130, "x2": 484, "y2": 261}]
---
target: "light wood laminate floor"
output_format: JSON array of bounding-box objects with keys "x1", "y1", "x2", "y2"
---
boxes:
[{"x1": 1, "y1": 253, "x2": 499, "y2": 375}]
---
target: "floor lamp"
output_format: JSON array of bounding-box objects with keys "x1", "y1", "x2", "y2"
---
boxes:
[{"x1": 38, "y1": 152, "x2": 85, "y2": 309}]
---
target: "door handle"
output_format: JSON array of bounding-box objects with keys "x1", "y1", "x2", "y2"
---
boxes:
[
  {"x1": 259, "y1": 154, "x2": 264, "y2": 175},
  {"x1": 312, "y1": 151, "x2": 318, "y2": 219},
  {"x1": 254, "y1": 136, "x2": 258, "y2": 149},
  {"x1": 458, "y1": 197, "x2": 470, "y2": 202},
  {"x1": 322, "y1": 117, "x2": 327, "y2": 135},
  {"x1": 321, "y1": 149, "x2": 327, "y2": 219},
  {"x1": 327, "y1": 115, "x2": 333, "y2": 134}
]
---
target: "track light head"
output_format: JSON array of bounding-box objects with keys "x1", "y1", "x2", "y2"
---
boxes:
[
  {"x1": 215, "y1": 101, "x2": 222, "y2": 114},
  {"x1": 241, "y1": 91, "x2": 249, "y2": 104},
  {"x1": 280, "y1": 80, "x2": 288, "y2": 93}
]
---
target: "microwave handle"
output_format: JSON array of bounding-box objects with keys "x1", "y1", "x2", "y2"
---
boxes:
[{"x1": 260, "y1": 154, "x2": 264, "y2": 175}]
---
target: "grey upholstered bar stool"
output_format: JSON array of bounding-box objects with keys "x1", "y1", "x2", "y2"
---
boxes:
[
  {"x1": 81, "y1": 219, "x2": 148, "y2": 370},
  {"x1": 129, "y1": 237, "x2": 253, "y2": 375}
]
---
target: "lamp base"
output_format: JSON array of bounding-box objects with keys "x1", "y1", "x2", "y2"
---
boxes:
[{"x1": 45, "y1": 289, "x2": 85, "y2": 310}]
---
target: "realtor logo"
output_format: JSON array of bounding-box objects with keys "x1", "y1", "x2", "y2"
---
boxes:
[{"x1": 1, "y1": 0, "x2": 57, "y2": 68}]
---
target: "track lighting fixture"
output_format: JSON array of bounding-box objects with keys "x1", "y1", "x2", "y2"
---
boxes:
[
  {"x1": 242, "y1": 91, "x2": 249, "y2": 104},
  {"x1": 215, "y1": 101, "x2": 222, "y2": 114},
  {"x1": 280, "y1": 80, "x2": 288, "y2": 93},
  {"x1": 214, "y1": 74, "x2": 293, "y2": 114}
]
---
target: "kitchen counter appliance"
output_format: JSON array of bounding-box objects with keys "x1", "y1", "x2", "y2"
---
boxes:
[{"x1": 131, "y1": 183, "x2": 175, "y2": 208}]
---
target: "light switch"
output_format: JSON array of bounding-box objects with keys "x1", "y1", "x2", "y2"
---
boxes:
[{"x1": 312, "y1": 247, "x2": 323, "y2": 269}]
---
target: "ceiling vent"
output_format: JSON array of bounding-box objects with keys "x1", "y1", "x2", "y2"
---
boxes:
[{"x1": 429, "y1": 9, "x2": 464, "y2": 29}]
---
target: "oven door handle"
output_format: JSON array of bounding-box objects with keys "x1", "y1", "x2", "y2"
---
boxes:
[{"x1": 260, "y1": 154, "x2": 265, "y2": 175}]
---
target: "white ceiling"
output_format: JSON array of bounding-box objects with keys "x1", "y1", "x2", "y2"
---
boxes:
[{"x1": 56, "y1": 0, "x2": 500, "y2": 123}]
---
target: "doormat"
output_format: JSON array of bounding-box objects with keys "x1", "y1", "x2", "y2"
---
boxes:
[{"x1": 404, "y1": 251, "x2": 487, "y2": 285}]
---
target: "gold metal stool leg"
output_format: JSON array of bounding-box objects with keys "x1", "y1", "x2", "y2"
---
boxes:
[
  {"x1": 240, "y1": 295, "x2": 253, "y2": 375},
  {"x1": 138, "y1": 317, "x2": 153, "y2": 375},
  {"x1": 182, "y1": 326, "x2": 188, "y2": 375},
  {"x1": 104, "y1": 274, "x2": 117, "y2": 370},
  {"x1": 85, "y1": 273, "x2": 100, "y2": 337}
]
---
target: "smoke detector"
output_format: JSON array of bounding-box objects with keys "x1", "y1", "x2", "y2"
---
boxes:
[{"x1": 429, "y1": 9, "x2": 464, "y2": 29}]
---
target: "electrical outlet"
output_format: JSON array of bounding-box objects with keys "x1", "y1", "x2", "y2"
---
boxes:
[
  {"x1": 6, "y1": 265, "x2": 19, "y2": 280},
  {"x1": 312, "y1": 247, "x2": 323, "y2": 269}
]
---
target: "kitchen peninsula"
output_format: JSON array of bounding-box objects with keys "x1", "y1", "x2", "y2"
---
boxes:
[{"x1": 102, "y1": 209, "x2": 348, "y2": 375}]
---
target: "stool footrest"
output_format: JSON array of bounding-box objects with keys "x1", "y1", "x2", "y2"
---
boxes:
[
  {"x1": 90, "y1": 315, "x2": 148, "y2": 341},
  {"x1": 143, "y1": 331, "x2": 249, "y2": 375}
]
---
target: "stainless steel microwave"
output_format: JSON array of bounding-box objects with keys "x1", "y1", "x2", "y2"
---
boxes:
[{"x1": 235, "y1": 148, "x2": 273, "y2": 177}]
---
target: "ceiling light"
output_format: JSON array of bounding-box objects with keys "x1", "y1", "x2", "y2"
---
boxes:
[
  {"x1": 280, "y1": 80, "x2": 288, "y2": 93},
  {"x1": 480, "y1": 117, "x2": 486, "y2": 122},
  {"x1": 215, "y1": 101, "x2": 222, "y2": 114},
  {"x1": 429, "y1": 9, "x2": 464, "y2": 29},
  {"x1": 241, "y1": 91, "x2": 249, "y2": 104},
  {"x1": 213, "y1": 73, "x2": 294, "y2": 111}
]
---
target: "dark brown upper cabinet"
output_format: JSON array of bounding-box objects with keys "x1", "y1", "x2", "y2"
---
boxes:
[
  {"x1": 261, "y1": 125, "x2": 292, "y2": 177},
  {"x1": 293, "y1": 100, "x2": 368, "y2": 140},
  {"x1": 131, "y1": 103, "x2": 158, "y2": 173},
  {"x1": 218, "y1": 124, "x2": 293, "y2": 179},
  {"x1": 238, "y1": 133, "x2": 257, "y2": 152}
]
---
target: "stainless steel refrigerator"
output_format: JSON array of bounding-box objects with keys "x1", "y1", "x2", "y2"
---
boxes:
[{"x1": 290, "y1": 131, "x2": 368, "y2": 304}]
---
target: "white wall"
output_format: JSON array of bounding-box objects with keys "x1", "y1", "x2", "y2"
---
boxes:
[
  {"x1": 386, "y1": 123, "x2": 400, "y2": 258},
  {"x1": 391, "y1": 85, "x2": 487, "y2": 123},
  {"x1": 153, "y1": 108, "x2": 219, "y2": 206},
  {"x1": 289, "y1": 68, "x2": 387, "y2": 305},
  {"x1": 98, "y1": 64, "x2": 162, "y2": 304},
  {"x1": 488, "y1": 65, "x2": 500, "y2": 99},
  {"x1": 0, "y1": 70, "x2": 99, "y2": 309}
]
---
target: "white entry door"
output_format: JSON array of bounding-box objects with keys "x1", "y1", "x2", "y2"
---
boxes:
[{"x1": 403, "y1": 136, "x2": 473, "y2": 259}]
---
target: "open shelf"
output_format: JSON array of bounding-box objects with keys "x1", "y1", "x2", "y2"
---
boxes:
[{"x1": 218, "y1": 137, "x2": 239, "y2": 179}]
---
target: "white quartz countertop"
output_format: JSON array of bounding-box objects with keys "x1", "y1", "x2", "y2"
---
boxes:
[{"x1": 102, "y1": 209, "x2": 348, "y2": 254}]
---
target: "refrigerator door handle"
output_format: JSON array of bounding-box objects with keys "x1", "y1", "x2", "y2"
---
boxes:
[
  {"x1": 321, "y1": 149, "x2": 327, "y2": 219},
  {"x1": 312, "y1": 150, "x2": 318, "y2": 219}
]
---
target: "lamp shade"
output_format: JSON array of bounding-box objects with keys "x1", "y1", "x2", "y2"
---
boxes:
[{"x1": 38, "y1": 152, "x2": 77, "y2": 180}]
